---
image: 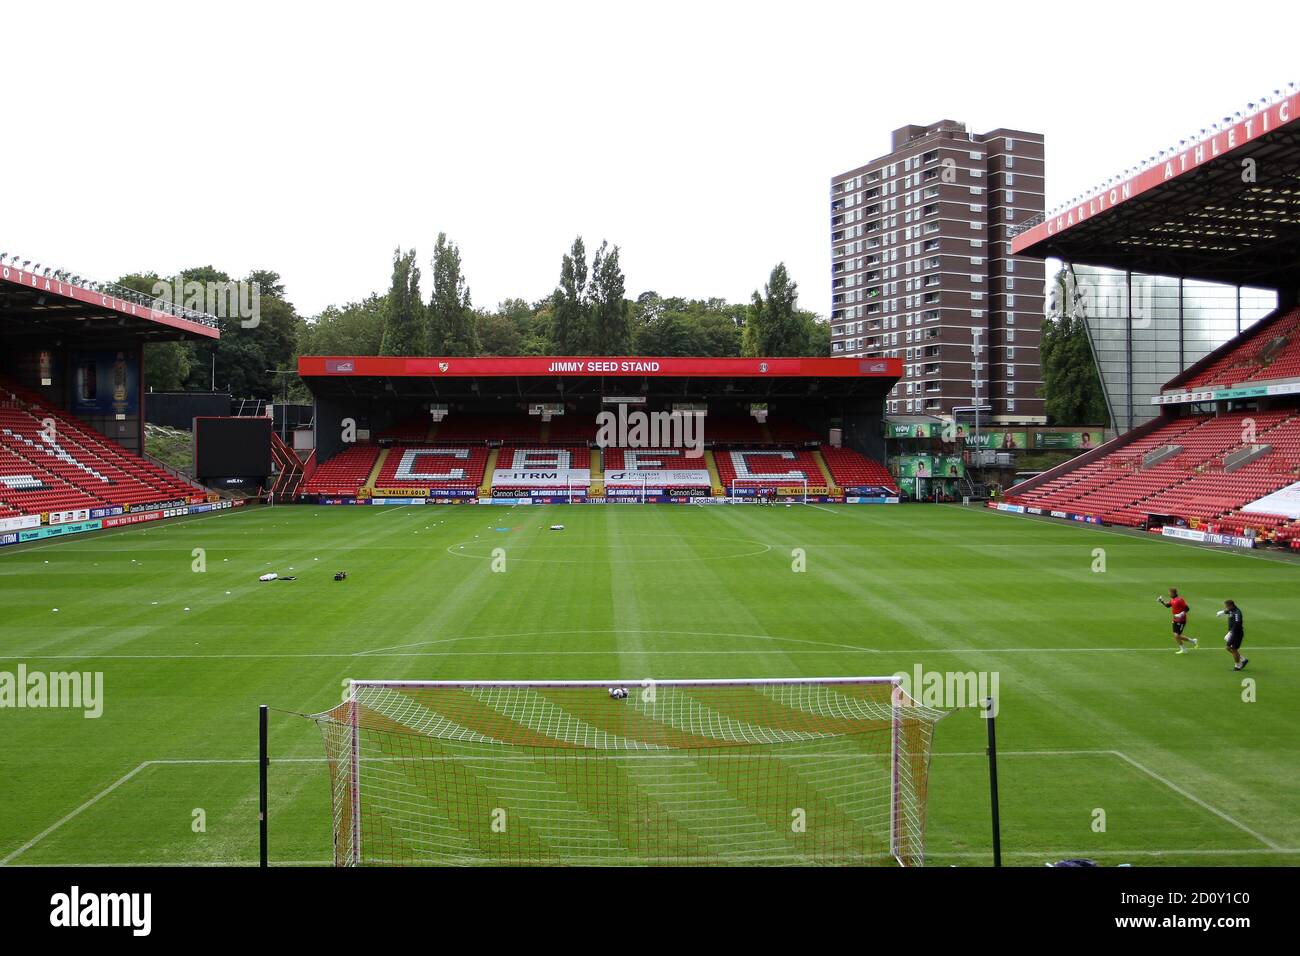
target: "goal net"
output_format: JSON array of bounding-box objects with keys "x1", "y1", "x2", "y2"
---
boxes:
[
  {"x1": 730, "y1": 478, "x2": 807, "y2": 502},
  {"x1": 312, "y1": 677, "x2": 946, "y2": 867}
]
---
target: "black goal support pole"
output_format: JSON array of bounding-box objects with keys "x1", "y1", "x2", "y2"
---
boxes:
[
  {"x1": 984, "y1": 697, "x2": 1002, "y2": 868},
  {"x1": 259, "y1": 704, "x2": 269, "y2": 868}
]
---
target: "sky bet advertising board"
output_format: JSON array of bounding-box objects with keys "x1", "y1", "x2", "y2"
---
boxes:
[{"x1": 71, "y1": 350, "x2": 139, "y2": 416}]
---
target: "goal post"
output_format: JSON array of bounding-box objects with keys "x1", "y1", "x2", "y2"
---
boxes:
[
  {"x1": 729, "y1": 477, "x2": 808, "y2": 502},
  {"x1": 313, "y1": 677, "x2": 946, "y2": 867}
]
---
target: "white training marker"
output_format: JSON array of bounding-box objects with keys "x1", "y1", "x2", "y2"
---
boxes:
[
  {"x1": 52, "y1": 608, "x2": 58, "y2": 612},
  {"x1": 184, "y1": 607, "x2": 190, "y2": 611}
]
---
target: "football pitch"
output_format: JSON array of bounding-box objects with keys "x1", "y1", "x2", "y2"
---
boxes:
[{"x1": 1, "y1": 502, "x2": 1296, "y2": 867}]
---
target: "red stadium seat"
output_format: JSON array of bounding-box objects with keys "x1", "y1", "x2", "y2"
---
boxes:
[
  {"x1": 0, "y1": 378, "x2": 204, "y2": 518},
  {"x1": 1006, "y1": 410, "x2": 1300, "y2": 527}
]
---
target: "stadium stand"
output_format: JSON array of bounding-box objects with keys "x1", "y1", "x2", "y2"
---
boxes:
[
  {"x1": 302, "y1": 445, "x2": 380, "y2": 496},
  {"x1": 496, "y1": 446, "x2": 591, "y2": 469},
  {"x1": 701, "y1": 417, "x2": 767, "y2": 444},
  {"x1": 714, "y1": 448, "x2": 826, "y2": 491},
  {"x1": 375, "y1": 445, "x2": 490, "y2": 492},
  {"x1": 0, "y1": 378, "x2": 201, "y2": 516},
  {"x1": 767, "y1": 420, "x2": 820, "y2": 443},
  {"x1": 1174, "y1": 306, "x2": 1300, "y2": 391},
  {"x1": 601, "y1": 448, "x2": 703, "y2": 470},
  {"x1": 1006, "y1": 410, "x2": 1300, "y2": 527},
  {"x1": 378, "y1": 419, "x2": 433, "y2": 441},
  {"x1": 821, "y1": 446, "x2": 900, "y2": 492},
  {"x1": 544, "y1": 416, "x2": 595, "y2": 444},
  {"x1": 433, "y1": 414, "x2": 541, "y2": 443}
]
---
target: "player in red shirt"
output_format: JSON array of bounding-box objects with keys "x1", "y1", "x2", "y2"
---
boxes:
[{"x1": 1157, "y1": 587, "x2": 1198, "y2": 654}]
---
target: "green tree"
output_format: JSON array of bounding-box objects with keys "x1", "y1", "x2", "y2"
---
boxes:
[
  {"x1": 475, "y1": 298, "x2": 540, "y2": 355},
  {"x1": 588, "y1": 241, "x2": 631, "y2": 354},
  {"x1": 380, "y1": 248, "x2": 426, "y2": 356},
  {"x1": 114, "y1": 272, "x2": 193, "y2": 391},
  {"x1": 302, "y1": 294, "x2": 387, "y2": 356},
  {"x1": 1040, "y1": 269, "x2": 1109, "y2": 425},
  {"x1": 427, "y1": 232, "x2": 478, "y2": 355},
  {"x1": 142, "y1": 342, "x2": 192, "y2": 391},
  {"x1": 743, "y1": 263, "x2": 809, "y2": 357},
  {"x1": 804, "y1": 314, "x2": 831, "y2": 357},
  {"x1": 552, "y1": 236, "x2": 590, "y2": 353}
]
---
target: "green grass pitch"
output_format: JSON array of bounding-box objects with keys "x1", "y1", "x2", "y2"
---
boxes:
[{"x1": 1, "y1": 502, "x2": 1296, "y2": 866}]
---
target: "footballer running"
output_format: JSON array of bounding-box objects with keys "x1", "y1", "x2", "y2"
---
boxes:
[{"x1": 1157, "y1": 587, "x2": 1198, "y2": 654}]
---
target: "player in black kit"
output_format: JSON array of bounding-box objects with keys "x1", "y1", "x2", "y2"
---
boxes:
[{"x1": 1216, "y1": 599, "x2": 1248, "y2": 671}]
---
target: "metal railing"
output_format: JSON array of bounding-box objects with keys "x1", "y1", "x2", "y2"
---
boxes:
[{"x1": 0, "y1": 252, "x2": 220, "y2": 329}]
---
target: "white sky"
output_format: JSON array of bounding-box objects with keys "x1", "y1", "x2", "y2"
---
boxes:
[{"x1": 4, "y1": 0, "x2": 1296, "y2": 322}]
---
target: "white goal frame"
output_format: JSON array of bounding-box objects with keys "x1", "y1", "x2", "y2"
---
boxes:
[
  {"x1": 342, "y1": 675, "x2": 910, "y2": 866},
  {"x1": 729, "y1": 477, "x2": 809, "y2": 502}
]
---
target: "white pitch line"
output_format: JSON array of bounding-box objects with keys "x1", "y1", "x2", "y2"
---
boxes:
[
  {"x1": 1109, "y1": 750, "x2": 1281, "y2": 849},
  {"x1": 933, "y1": 747, "x2": 1282, "y2": 850},
  {"x1": 0, "y1": 762, "x2": 152, "y2": 866},
  {"x1": 17, "y1": 848, "x2": 1300, "y2": 868},
  {"x1": 4, "y1": 646, "x2": 1296, "y2": 661},
  {"x1": 0, "y1": 505, "x2": 267, "y2": 558},
  {"x1": 929, "y1": 848, "x2": 1300, "y2": 859},
  {"x1": 4, "y1": 748, "x2": 1283, "y2": 865},
  {"x1": 969, "y1": 504, "x2": 1300, "y2": 566}
]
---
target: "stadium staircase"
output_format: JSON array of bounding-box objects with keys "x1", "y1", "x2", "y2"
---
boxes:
[
  {"x1": 358, "y1": 447, "x2": 390, "y2": 496},
  {"x1": 0, "y1": 377, "x2": 203, "y2": 517},
  {"x1": 703, "y1": 450, "x2": 725, "y2": 496},
  {"x1": 589, "y1": 447, "x2": 605, "y2": 497},
  {"x1": 269, "y1": 433, "x2": 305, "y2": 502},
  {"x1": 810, "y1": 449, "x2": 840, "y2": 494},
  {"x1": 478, "y1": 448, "x2": 499, "y2": 497}
]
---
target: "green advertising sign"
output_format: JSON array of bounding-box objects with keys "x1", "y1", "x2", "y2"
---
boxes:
[
  {"x1": 935, "y1": 455, "x2": 965, "y2": 478},
  {"x1": 896, "y1": 455, "x2": 935, "y2": 478},
  {"x1": 1032, "y1": 431, "x2": 1104, "y2": 450},
  {"x1": 959, "y1": 430, "x2": 1027, "y2": 450},
  {"x1": 888, "y1": 423, "x2": 936, "y2": 439}
]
